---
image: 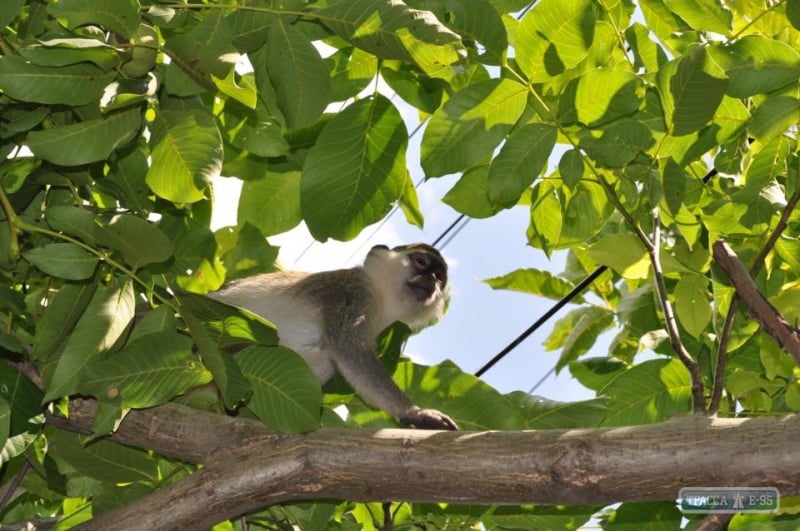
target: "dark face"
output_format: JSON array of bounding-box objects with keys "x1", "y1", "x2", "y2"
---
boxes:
[{"x1": 393, "y1": 244, "x2": 447, "y2": 301}]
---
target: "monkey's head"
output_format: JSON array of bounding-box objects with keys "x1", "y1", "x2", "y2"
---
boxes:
[{"x1": 364, "y1": 243, "x2": 449, "y2": 331}]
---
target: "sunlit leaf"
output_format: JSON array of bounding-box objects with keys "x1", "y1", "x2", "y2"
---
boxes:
[
  {"x1": 674, "y1": 274, "x2": 712, "y2": 339},
  {"x1": 238, "y1": 346, "x2": 322, "y2": 433},
  {"x1": 661, "y1": 0, "x2": 731, "y2": 35},
  {"x1": 484, "y1": 268, "x2": 579, "y2": 302},
  {"x1": 422, "y1": 78, "x2": 527, "y2": 177},
  {"x1": 487, "y1": 123, "x2": 556, "y2": 208},
  {"x1": 516, "y1": 0, "x2": 595, "y2": 82},
  {"x1": 301, "y1": 95, "x2": 408, "y2": 241}
]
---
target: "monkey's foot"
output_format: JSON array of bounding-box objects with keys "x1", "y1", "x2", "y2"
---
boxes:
[{"x1": 400, "y1": 406, "x2": 459, "y2": 430}]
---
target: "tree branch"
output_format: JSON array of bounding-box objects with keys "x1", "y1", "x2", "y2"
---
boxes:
[
  {"x1": 712, "y1": 241, "x2": 800, "y2": 364},
  {"x1": 50, "y1": 399, "x2": 800, "y2": 530}
]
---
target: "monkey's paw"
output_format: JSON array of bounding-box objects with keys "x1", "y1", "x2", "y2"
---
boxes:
[{"x1": 400, "y1": 406, "x2": 459, "y2": 431}]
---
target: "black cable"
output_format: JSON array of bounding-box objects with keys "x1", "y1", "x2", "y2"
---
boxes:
[
  {"x1": 437, "y1": 216, "x2": 470, "y2": 251},
  {"x1": 474, "y1": 264, "x2": 608, "y2": 377},
  {"x1": 432, "y1": 214, "x2": 466, "y2": 248}
]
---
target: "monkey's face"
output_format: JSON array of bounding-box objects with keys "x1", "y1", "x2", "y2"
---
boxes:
[{"x1": 365, "y1": 243, "x2": 448, "y2": 330}]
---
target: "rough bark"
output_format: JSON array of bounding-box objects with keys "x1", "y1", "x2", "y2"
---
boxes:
[{"x1": 49, "y1": 399, "x2": 800, "y2": 530}]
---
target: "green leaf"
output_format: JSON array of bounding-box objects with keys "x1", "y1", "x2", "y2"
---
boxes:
[
  {"x1": 25, "y1": 108, "x2": 142, "y2": 166},
  {"x1": 575, "y1": 68, "x2": 643, "y2": 126},
  {"x1": 506, "y1": 393, "x2": 607, "y2": 429},
  {"x1": 625, "y1": 22, "x2": 667, "y2": 72},
  {"x1": 661, "y1": 0, "x2": 731, "y2": 36},
  {"x1": 516, "y1": 0, "x2": 595, "y2": 82},
  {"x1": 301, "y1": 95, "x2": 408, "y2": 241},
  {"x1": 147, "y1": 108, "x2": 223, "y2": 204},
  {"x1": 0, "y1": 399, "x2": 10, "y2": 448},
  {"x1": 219, "y1": 223, "x2": 279, "y2": 282},
  {"x1": 674, "y1": 274, "x2": 711, "y2": 339},
  {"x1": 559, "y1": 149, "x2": 584, "y2": 188},
  {"x1": 656, "y1": 45, "x2": 728, "y2": 136},
  {"x1": 660, "y1": 157, "x2": 688, "y2": 217},
  {"x1": 709, "y1": 36, "x2": 800, "y2": 98},
  {"x1": 0, "y1": 364, "x2": 43, "y2": 436},
  {"x1": 180, "y1": 306, "x2": 253, "y2": 409},
  {"x1": 45, "y1": 206, "x2": 96, "y2": 245},
  {"x1": 50, "y1": 432, "x2": 157, "y2": 483},
  {"x1": 319, "y1": 0, "x2": 466, "y2": 78},
  {"x1": 398, "y1": 174, "x2": 424, "y2": 229},
  {"x1": 35, "y1": 282, "x2": 98, "y2": 362},
  {"x1": 422, "y1": 78, "x2": 528, "y2": 177},
  {"x1": 0, "y1": 0, "x2": 24, "y2": 28},
  {"x1": 49, "y1": 0, "x2": 141, "y2": 38},
  {"x1": 587, "y1": 233, "x2": 650, "y2": 280},
  {"x1": 528, "y1": 180, "x2": 563, "y2": 254},
  {"x1": 238, "y1": 171, "x2": 302, "y2": 236},
  {"x1": 0, "y1": 56, "x2": 115, "y2": 105},
  {"x1": 442, "y1": 165, "x2": 500, "y2": 219},
  {"x1": 265, "y1": 19, "x2": 331, "y2": 130},
  {"x1": 160, "y1": 213, "x2": 226, "y2": 293},
  {"x1": 238, "y1": 345, "x2": 322, "y2": 433},
  {"x1": 483, "y1": 268, "x2": 579, "y2": 302},
  {"x1": 569, "y1": 357, "x2": 626, "y2": 392},
  {"x1": 487, "y1": 123, "x2": 556, "y2": 208},
  {"x1": 81, "y1": 332, "x2": 212, "y2": 408},
  {"x1": 178, "y1": 293, "x2": 278, "y2": 347},
  {"x1": 23, "y1": 243, "x2": 99, "y2": 281},
  {"x1": 600, "y1": 358, "x2": 691, "y2": 426},
  {"x1": 93, "y1": 214, "x2": 174, "y2": 270},
  {"x1": 554, "y1": 306, "x2": 615, "y2": 371},
  {"x1": 749, "y1": 96, "x2": 800, "y2": 145},
  {"x1": 441, "y1": 0, "x2": 508, "y2": 60},
  {"x1": 43, "y1": 278, "x2": 135, "y2": 403}
]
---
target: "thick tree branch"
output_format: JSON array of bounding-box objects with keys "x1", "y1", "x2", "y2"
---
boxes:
[
  {"x1": 713, "y1": 241, "x2": 800, "y2": 364},
  {"x1": 50, "y1": 399, "x2": 800, "y2": 530}
]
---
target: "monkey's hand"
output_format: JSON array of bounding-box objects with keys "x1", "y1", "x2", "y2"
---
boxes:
[{"x1": 400, "y1": 406, "x2": 459, "y2": 430}]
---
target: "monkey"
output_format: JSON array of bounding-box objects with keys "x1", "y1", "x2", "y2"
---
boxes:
[{"x1": 208, "y1": 243, "x2": 459, "y2": 431}]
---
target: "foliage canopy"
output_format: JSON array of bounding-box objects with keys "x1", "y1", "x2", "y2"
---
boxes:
[{"x1": 2, "y1": 0, "x2": 800, "y2": 528}]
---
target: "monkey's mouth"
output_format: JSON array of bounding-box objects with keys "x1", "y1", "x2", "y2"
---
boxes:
[{"x1": 406, "y1": 275, "x2": 436, "y2": 301}]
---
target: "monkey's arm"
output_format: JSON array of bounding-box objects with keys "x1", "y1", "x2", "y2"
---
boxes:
[{"x1": 329, "y1": 339, "x2": 458, "y2": 431}]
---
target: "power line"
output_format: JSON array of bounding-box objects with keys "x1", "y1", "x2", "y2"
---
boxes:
[{"x1": 474, "y1": 265, "x2": 608, "y2": 377}]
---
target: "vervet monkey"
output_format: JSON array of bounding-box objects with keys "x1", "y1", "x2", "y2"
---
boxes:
[{"x1": 209, "y1": 243, "x2": 459, "y2": 431}]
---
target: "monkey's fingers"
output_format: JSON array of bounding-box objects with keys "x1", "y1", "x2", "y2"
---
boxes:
[{"x1": 401, "y1": 408, "x2": 459, "y2": 431}]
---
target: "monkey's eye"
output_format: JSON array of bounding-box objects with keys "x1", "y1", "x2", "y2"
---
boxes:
[{"x1": 412, "y1": 253, "x2": 431, "y2": 270}]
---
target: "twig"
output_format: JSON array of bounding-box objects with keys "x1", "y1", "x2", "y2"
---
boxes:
[
  {"x1": 712, "y1": 241, "x2": 800, "y2": 364},
  {"x1": 651, "y1": 208, "x2": 705, "y2": 412}
]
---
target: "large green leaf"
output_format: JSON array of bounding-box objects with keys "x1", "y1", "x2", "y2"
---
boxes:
[
  {"x1": 147, "y1": 108, "x2": 223, "y2": 204},
  {"x1": 238, "y1": 171, "x2": 302, "y2": 236},
  {"x1": 43, "y1": 278, "x2": 135, "y2": 403},
  {"x1": 506, "y1": 393, "x2": 608, "y2": 429},
  {"x1": 661, "y1": 0, "x2": 731, "y2": 36},
  {"x1": 0, "y1": 364, "x2": 42, "y2": 437},
  {"x1": 34, "y1": 282, "x2": 98, "y2": 362},
  {"x1": 25, "y1": 108, "x2": 141, "y2": 166},
  {"x1": 487, "y1": 123, "x2": 556, "y2": 208},
  {"x1": 749, "y1": 96, "x2": 800, "y2": 145},
  {"x1": 516, "y1": 0, "x2": 595, "y2": 82},
  {"x1": 552, "y1": 306, "x2": 615, "y2": 371},
  {"x1": 484, "y1": 268, "x2": 579, "y2": 302},
  {"x1": 600, "y1": 358, "x2": 692, "y2": 426},
  {"x1": 49, "y1": 0, "x2": 141, "y2": 38},
  {"x1": 587, "y1": 233, "x2": 650, "y2": 280},
  {"x1": 237, "y1": 346, "x2": 322, "y2": 433},
  {"x1": 656, "y1": 45, "x2": 728, "y2": 136},
  {"x1": 674, "y1": 274, "x2": 712, "y2": 339},
  {"x1": 265, "y1": 19, "x2": 331, "y2": 130},
  {"x1": 575, "y1": 68, "x2": 643, "y2": 126},
  {"x1": 709, "y1": 36, "x2": 800, "y2": 98},
  {"x1": 421, "y1": 78, "x2": 527, "y2": 177},
  {"x1": 81, "y1": 332, "x2": 212, "y2": 408},
  {"x1": 0, "y1": 56, "x2": 115, "y2": 105},
  {"x1": 93, "y1": 214, "x2": 174, "y2": 270},
  {"x1": 442, "y1": 165, "x2": 500, "y2": 219},
  {"x1": 301, "y1": 95, "x2": 408, "y2": 241},
  {"x1": 50, "y1": 431, "x2": 158, "y2": 483},
  {"x1": 441, "y1": 0, "x2": 508, "y2": 60},
  {"x1": 319, "y1": 0, "x2": 465, "y2": 78},
  {"x1": 23, "y1": 243, "x2": 99, "y2": 281}
]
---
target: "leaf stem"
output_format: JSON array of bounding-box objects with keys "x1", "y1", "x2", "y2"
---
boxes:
[{"x1": 651, "y1": 208, "x2": 705, "y2": 413}]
